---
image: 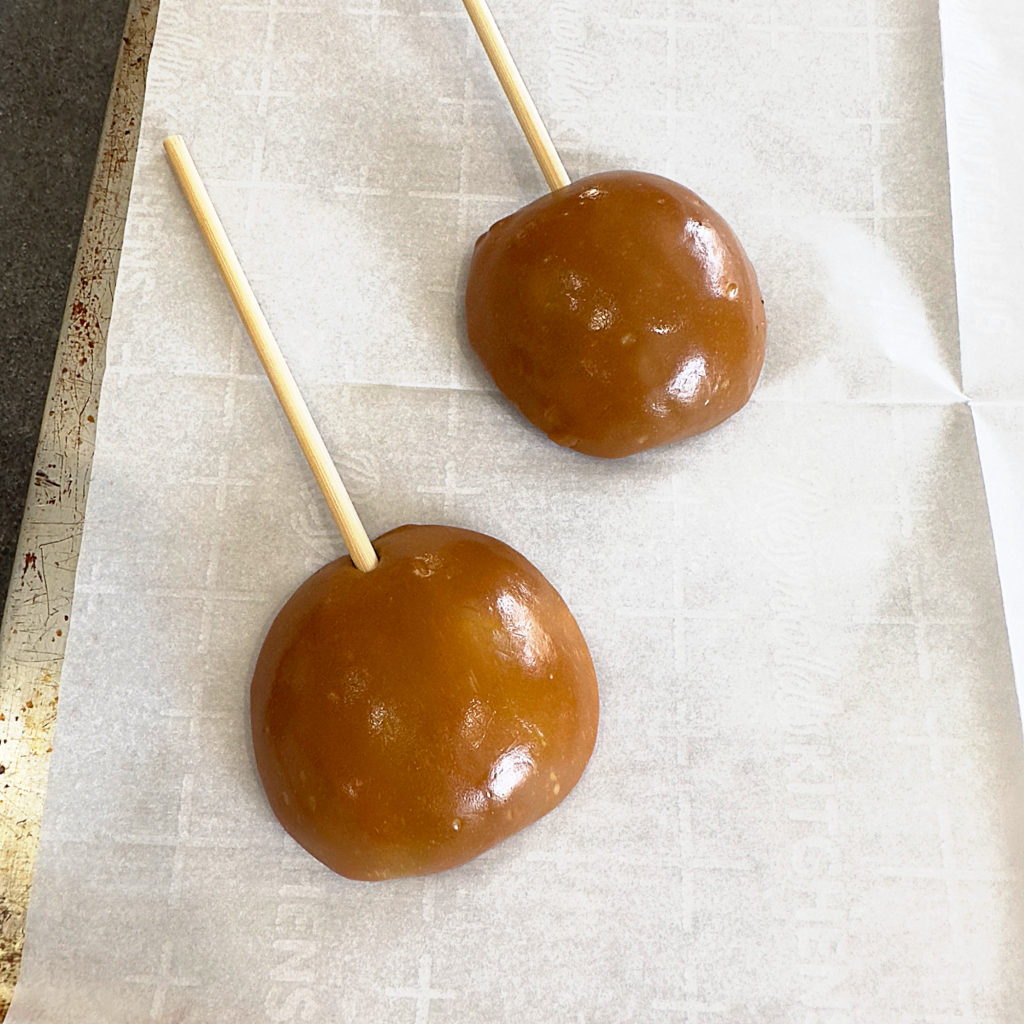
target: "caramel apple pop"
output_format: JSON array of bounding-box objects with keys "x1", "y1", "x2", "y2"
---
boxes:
[
  {"x1": 461, "y1": 0, "x2": 766, "y2": 459},
  {"x1": 164, "y1": 136, "x2": 598, "y2": 881}
]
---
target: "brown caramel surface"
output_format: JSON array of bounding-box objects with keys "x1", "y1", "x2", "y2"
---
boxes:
[
  {"x1": 466, "y1": 170, "x2": 766, "y2": 458},
  {"x1": 251, "y1": 524, "x2": 599, "y2": 881}
]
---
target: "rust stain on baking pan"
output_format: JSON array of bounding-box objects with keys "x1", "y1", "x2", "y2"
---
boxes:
[{"x1": 0, "y1": 1, "x2": 159, "y2": 1016}]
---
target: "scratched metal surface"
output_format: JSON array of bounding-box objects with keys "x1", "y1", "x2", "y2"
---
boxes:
[{"x1": 0, "y1": 1, "x2": 159, "y2": 1016}]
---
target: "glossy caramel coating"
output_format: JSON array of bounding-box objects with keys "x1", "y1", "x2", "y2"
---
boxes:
[
  {"x1": 251, "y1": 524, "x2": 599, "y2": 881},
  {"x1": 466, "y1": 170, "x2": 766, "y2": 458}
]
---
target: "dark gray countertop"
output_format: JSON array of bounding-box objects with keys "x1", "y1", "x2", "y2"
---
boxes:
[{"x1": 0, "y1": 0, "x2": 132, "y2": 602}]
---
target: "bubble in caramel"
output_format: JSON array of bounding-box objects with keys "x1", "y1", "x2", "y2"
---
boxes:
[
  {"x1": 465, "y1": 170, "x2": 766, "y2": 458},
  {"x1": 250, "y1": 524, "x2": 599, "y2": 881}
]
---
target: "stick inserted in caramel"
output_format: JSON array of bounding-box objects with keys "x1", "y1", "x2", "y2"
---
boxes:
[
  {"x1": 460, "y1": 0, "x2": 570, "y2": 192},
  {"x1": 163, "y1": 134, "x2": 379, "y2": 573}
]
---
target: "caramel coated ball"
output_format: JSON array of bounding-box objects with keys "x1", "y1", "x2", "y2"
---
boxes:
[
  {"x1": 465, "y1": 170, "x2": 766, "y2": 458},
  {"x1": 250, "y1": 524, "x2": 599, "y2": 881}
]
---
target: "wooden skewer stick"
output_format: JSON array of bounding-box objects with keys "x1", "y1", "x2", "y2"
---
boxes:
[
  {"x1": 163, "y1": 134, "x2": 379, "y2": 573},
  {"x1": 460, "y1": 0, "x2": 571, "y2": 192}
]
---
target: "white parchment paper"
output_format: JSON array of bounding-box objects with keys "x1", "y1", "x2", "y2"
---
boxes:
[
  {"x1": 940, "y1": 0, "x2": 1024, "y2": 701},
  {"x1": 10, "y1": 0, "x2": 1024, "y2": 1021}
]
